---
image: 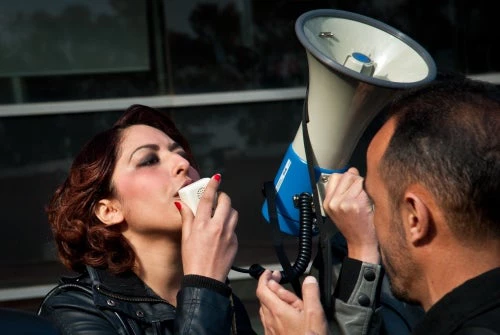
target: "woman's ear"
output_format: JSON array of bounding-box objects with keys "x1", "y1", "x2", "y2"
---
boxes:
[
  {"x1": 95, "y1": 199, "x2": 124, "y2": 226},
  {"x1": 403, "y1": 188, "x2": 433, "y2": 246}
]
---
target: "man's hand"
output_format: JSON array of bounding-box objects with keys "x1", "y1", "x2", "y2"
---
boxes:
[
  {"x1": 323, "y1": 167, "x2": 379, "y2": 263},
  {"x1": 256, "y1": 270, "x2": 329, "y2": 335}
]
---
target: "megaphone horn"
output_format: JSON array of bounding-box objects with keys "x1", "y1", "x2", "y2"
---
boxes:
[{"x1": 263, "y1": 9, "x2": 437, "y2": 236}]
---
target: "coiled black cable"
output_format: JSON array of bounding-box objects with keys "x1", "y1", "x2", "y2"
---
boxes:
[
  {"x1": 279, "y1": 192, "x2": 313, "y2": 283},
  {"x1": 231, "y1": 192, "x2": 314, "y2": 285}
]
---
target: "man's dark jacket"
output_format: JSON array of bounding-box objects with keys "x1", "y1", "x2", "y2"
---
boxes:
[{"x1": 412, "y1": 267, "x2": 500, "y2": 335}]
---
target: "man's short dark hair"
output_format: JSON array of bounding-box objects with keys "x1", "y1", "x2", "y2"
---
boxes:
[{"x1": 379, "y1": 74, "x2": 500, "y2": 242}]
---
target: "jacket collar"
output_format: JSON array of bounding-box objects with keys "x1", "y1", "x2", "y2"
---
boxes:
[{"x1": 86, "y1": 265, "x2": 162, "y2": 300}]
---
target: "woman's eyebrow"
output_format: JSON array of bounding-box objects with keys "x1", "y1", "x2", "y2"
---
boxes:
[
  {"x1": 168, "y1": 142, "x2": 182, "y2": 152},
  {"x1": 129, "y1": 144, "x2": 159, "y2": 162}
]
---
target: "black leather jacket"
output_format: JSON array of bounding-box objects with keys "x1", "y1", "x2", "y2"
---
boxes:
[{"x1": 38, "y1": 266, "x2": 256, "y2": 335}]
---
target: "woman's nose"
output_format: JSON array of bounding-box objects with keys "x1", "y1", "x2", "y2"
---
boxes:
[{"x1": 172, "y1": 153, "x2": 190, "y2": 175}]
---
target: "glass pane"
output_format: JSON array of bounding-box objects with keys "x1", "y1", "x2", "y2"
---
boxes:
[
  {"x1": 0, "y1": 0, "x2": 156, "y2": 103},
  {"x1": 0, "y1": 1, "x2": 148, "y2": 77},
  {"x1": 163, "y1": 0, "x2": 311, "y2": 93}
]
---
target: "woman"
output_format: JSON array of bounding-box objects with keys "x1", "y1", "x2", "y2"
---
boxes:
[{"x1": 38, "y1": 104, "x2": 256, "y2": 334}]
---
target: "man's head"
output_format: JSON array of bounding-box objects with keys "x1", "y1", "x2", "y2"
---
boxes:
[{"x1": 365, "y1": 74, "x2": 500, "y2": 304}]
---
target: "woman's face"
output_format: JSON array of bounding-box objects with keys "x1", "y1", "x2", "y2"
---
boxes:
[{"x1": 110, "y1": 124, "x2": 200, "y2": 235}]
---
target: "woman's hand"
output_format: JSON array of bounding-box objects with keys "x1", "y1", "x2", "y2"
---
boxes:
[
  {"x1": 323, "y1": 167, "x2": 379, "y2": 263},
  {"x1": 177, "y1": 174, "x2": 238, "y2": 282}
]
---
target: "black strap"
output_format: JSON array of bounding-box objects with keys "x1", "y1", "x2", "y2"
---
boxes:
[
  {"x1": 301, "y1": 88, "x2": 337, "y2": 317},
  {"x1": 264, "y1": 181, "x2": 302, "y2": 297}
]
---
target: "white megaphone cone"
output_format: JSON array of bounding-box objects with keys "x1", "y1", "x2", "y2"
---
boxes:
[{"x1": 262, "y1": 9, "x2": 437, "y2": 236}]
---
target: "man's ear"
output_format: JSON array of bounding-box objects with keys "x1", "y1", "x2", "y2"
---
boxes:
[
  {"x1": 402, "y1": 187, "x2": 433, "y2": 246},
  {"x1": 95, "y1": 199, "x2": 124, "y2": 226}
]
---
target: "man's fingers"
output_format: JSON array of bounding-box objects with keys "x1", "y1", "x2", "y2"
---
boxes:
[
  {"x1": 267, "y1": 279, "x2": 303, "y2": 308},
  {"x1": 259, "y1": 305, "x2": 274, "y2": 335},
  {"x1": 256, "y1": 270, "x2": 273, "y2": 303},
  {"x1": 302, "y1": 276, "x2": 329, "y2": 335},
  {"x1": 324, "y1": 169, "x2": 357, "y2": 208},
  {"x1": 346, "y1": 167, "x2": 360, "y2": 176},
  {"x1": 302, "y1": 276, "x2": 322, "y2": 310},
  {"x1": 334, "y1": 170, "x2": 360, "y2": 197},
  {"x1": 257, "y1": 270, "x2": 295, "y2": 313},
  {"x1": 271, "y1": 270, "x2": 282, "y2": 282}
]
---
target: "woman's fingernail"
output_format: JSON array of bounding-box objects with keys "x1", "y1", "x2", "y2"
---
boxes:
[
  {"x1": 213, "y1": 173, "x2": 221, "y2": 182},
  {"x1": 174, "y1": 202, "x2": 182, "y2": 211}
]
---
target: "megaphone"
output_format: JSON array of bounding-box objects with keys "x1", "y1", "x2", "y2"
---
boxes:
[{"x1": 262, "y1": 9, "x2": 437, "y2": 236}]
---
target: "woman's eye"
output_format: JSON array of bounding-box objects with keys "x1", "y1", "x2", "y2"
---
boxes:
[{"x1": 138, "y1": 154, "x2": 159, "y2": 167}]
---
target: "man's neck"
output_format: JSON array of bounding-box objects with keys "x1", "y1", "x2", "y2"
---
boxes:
[{"x1": 419, "y1": 239, "x2": 500, "y2": 311}]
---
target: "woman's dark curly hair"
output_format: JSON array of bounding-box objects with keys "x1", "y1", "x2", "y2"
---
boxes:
[{"x1": 47, "y1": 105, "x2": 196, "y2": 274}]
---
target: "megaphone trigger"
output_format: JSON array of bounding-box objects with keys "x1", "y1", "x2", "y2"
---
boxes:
[{"x1": 316, "y1": 172, "x2": 331, "y2": 218}]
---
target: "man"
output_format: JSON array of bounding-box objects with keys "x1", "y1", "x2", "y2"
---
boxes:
[{"x1": 256, "y1": 75, "x2": 500, "y2": 334}]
